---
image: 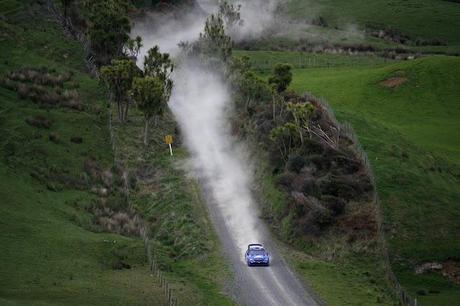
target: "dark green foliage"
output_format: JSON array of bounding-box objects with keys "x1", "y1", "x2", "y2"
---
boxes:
[
  {"x1": 268, "y1": 63, "x2": 292, "y2": 93},
  {"x1": 287, "y1": 154, "x2": 306, "y2": 173},
  {"x1": 134, "y1": 46, "x2": 174, "y2": 145},
  {"x1": 85, "y1": 0, "x2": 132, "y2": 65},
  {"x1": 60, "y1": 0, "x2": 75, "y2": 19},
  {"x1": 143, "y1": 45, "x2": 173, "y2": 100},
  {"x1": 201, "y1": 14, "x2": 232, "y2": 63},
  {"x1": 234, "y1": 70, "x2": 272, "y2": 111},
  {"x1": 25, "y1": 116, "x2": 54, "y2": 129},
  {"x1": 132, "y1": 77, "x2": 165, "y2": 119},
  {"x1": 131, "y1": 76, "x2": 165, "y2": 145}
]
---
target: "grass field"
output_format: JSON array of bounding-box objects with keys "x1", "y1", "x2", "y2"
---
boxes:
[
  {"x1": 237, "y1": 50, "x2": 460, "y2": 305},
  {"x1": 285, "y1": 0, "x2": 460, "y2": 47}
]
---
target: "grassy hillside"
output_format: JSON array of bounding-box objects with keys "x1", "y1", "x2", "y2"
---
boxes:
[
  {"x1": 110, "y1": 110, "x2": 235, "y2": 305},
  {"x1": 0, "y1": 1, "x2": 167, "y2": 305},
  {"x1": 293, "y1": 57, "x2": 460, "y2": 305},
  {"x1": 237, "y1": 50, "x2": 460, "y2": 304},
  {"x1": 285, "y1": 0, "x2": 460, "y2": 48},
  {"x1": 290, "y1": 56, "x2": 460, "y2": 162},
  {"x1": 0, "y1": 1, "x2": 234, "y2": 305},
  {"x1": 287, "y1": 55, "x2": 460, "y2": 305}
]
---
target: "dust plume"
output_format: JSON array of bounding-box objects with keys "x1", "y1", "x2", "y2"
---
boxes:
[
  {"x1": 168, "y1": 60, "x2": 262, "y2": 252},
  {"x1": 133, "y1": 1, "x2": 268, "y2": 254}
]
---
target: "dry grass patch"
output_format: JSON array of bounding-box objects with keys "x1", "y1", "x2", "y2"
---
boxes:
[
  {"x1": 0, "y1": 67, "x2": 83, "y2": 110},
  {"x1": 380, "y1": 76, "x2": 408, "y2": 88}
]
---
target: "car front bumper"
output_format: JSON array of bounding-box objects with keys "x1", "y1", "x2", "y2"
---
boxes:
[{"x1": 248, "y1": 259, "x2": 270, "y2": 266}]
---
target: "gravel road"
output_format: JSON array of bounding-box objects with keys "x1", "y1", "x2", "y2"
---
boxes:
[{"x1": 203, "y1": 184, "x2": 321, "y2": 306}]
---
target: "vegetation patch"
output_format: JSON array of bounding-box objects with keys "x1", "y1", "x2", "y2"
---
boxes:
[
  {"x1": 1, "y1": 67, "x2": 83, "y2": 110},
  {"x1": 0, "y1": 1, "x2": 166, "y2": 304},
  {"x1": 226, "y1": 49, "x2": 396, "y2": 303},
  {"x1": 380, "y1": 76, "x2": 408, "y2": 89},
  {"x1": 287, "y1": 55, "x2": 460, "y2": 305}
]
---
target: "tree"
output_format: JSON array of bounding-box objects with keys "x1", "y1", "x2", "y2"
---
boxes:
[
  {"x1": 131, "y1": 77, "x2": 165, "y2": 145},
  {"x1": 101, "y1": 59, "x2": 140, "y2": 122},
  {"x1": 124, "y1": 36, "x2": 143, "y2": 60},
  {"x1": 270, "y1": 102, "x2": 315, "y2": 160},
  {"x1": 270, "y1": 123, "x2": 297, "y2": 161},
  {"x1": 129, "y1": 46, "x2": 174, "y2": 145},
  {"x1": 60, "y1": 0, "x2": 74, "y2": 20},
  {"x1": 268, "y1": 63, "x2": 293, "y2": 119},
  {"x1": 181, "y1": 14, "x2": 232, "y2": 68},
  {"x1": 218, "y1": 0, "x2": 243, "y2": 29},
  {"x1": 143, "y1": 46, "x2": 173, "y2": 107},
  {"x1": 144, "y1": 46, "x2": 173, "y2": 82},
  {"x1": 85, "y1": 0, "x2": 132, "y2": 66},
  {"x1": 286, "y1": 102, "x2": 315, "y2": 145},
  {"x1": 234, "y1": 71, "x2": 271, "y2": 112},
  {"x1": 144, "y1": 46, "x2": 173, "y2": 90},
  {"x1": 269, "y1": 63, "x2": 293, "y2": 94}
]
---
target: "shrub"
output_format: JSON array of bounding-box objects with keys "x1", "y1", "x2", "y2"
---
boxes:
[
  {"x1": 275, "y1": 172, "x2": 296, "y2": 189},
  {"x1": 70, "y1": 136, "x2": 83, "y2": 144},
  {"x1": 287, "y1": 154, "x2": 306, "y2": 173},
  {"x1": 321, "y1": 195, "x2": 346, "y2": 216},
  {"x1": 25, "y1": 116, "x2": 53, "y2": 129}
]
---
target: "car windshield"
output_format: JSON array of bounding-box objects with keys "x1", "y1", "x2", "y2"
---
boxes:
[{"x1": 249, "y1": 250, "x2": 266, "y2": 256}]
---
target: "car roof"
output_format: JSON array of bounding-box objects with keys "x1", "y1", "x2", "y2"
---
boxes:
[{"x1": 248, "y1": 244, "x2": 264, "y2": 250}]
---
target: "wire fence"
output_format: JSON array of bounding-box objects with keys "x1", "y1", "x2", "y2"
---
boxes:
[
  {"x1": 309, "y1": 92, "x2": 418, "y2": 306},
  {"x1": 246, "y1": 55, "x2": 394, "y2": 71},
  {"x1": 46, "y1": 1, "x2": 179, "y2": 304}
]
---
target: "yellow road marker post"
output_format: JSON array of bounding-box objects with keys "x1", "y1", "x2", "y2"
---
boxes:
[{"x1": 165, "y1": 135, "x2": 174, "y2": 156}]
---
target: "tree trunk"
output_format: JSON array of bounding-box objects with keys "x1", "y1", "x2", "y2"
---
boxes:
[
  {"x1": 293, "y1": 114, "x2": 304, "y2": 145},
  {"x1": 144, "y1": 118, "x2": 149, "y2": 146},
  {"x1": 272, "y1": 95, "x2": 276, "y2": 120},
  {"x1": 117, "y1": 100, "x2": 122, "y2": 122},
  {"x1": 123, "y1": 99, "x2": 130, "y2": 122}
]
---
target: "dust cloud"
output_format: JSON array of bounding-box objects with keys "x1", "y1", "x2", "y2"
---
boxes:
[
  {"x1": 133, "y1": 0, "x2": 269, "y2": 254},
  {"x1": 168, "y1": 61, "x2": 263, "y2": 252}
]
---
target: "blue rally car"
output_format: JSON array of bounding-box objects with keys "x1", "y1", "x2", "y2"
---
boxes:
[{"x1": 245, "y1": 244, "x2": 270, "y2": 266}]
